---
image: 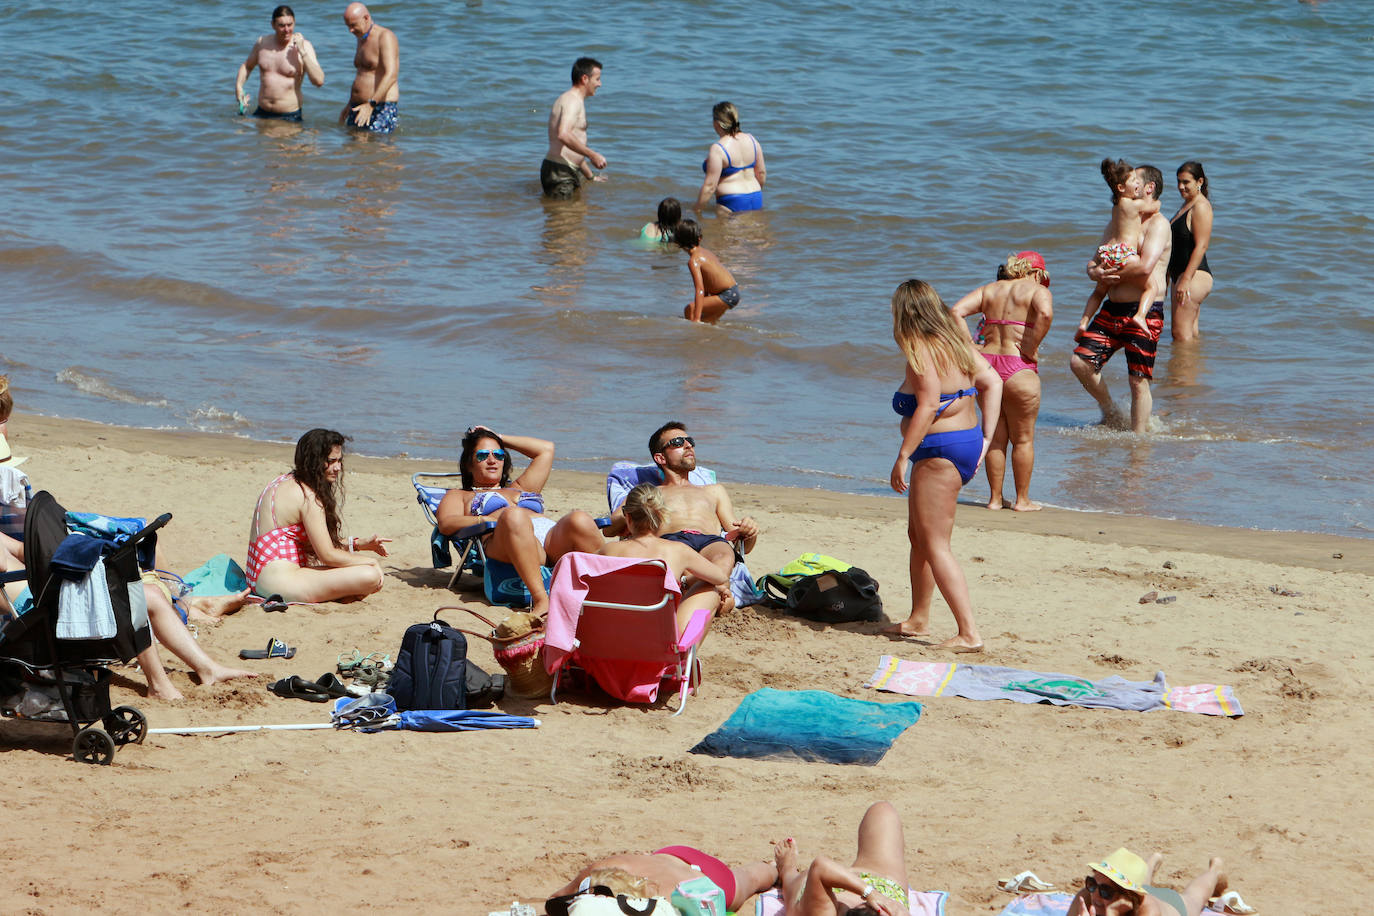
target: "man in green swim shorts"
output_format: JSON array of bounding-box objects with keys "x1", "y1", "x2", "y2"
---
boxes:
[{"x1": 541, "y1": 57, "x2": 607, "y2": 198}]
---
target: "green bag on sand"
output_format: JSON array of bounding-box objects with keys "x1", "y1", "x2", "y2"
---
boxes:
[{"x1": 756, "y1": 553, "x2": 855, "y2": 608}]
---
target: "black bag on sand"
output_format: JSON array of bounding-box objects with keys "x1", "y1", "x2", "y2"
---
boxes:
[
  {"x1": 388, "y1": 613, "x2": 505, "y2": 710},
  {"x1": 784, "y1": 568, "x2": 883, "y2": 624}
]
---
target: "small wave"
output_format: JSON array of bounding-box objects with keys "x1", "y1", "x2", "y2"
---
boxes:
[
  {"x1": 55, "y1": 368, "x2": 168, "y2": 408},
  {"x1": 185, "y1": 404, "x2": 252, "y2": 431}
]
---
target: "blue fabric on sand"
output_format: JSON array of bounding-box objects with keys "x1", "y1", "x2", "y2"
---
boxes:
[
  {"x1": 690, "y1": 688, "x2": 921, "y2": 765},
  {"x1": 331, "y1": 694, "x2": 538, "y2": 733},
  {"x1": 998, "y1": 892, "x2": 1073, "y2": 915},
  {"x1": 181, "y1": 554, "x2": 249, "y2": 596}
]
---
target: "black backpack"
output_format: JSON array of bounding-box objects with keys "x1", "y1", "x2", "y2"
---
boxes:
[
  {"x1": 388, "y1": 613, "x2": 504, "y2": 710},
  {"x1": 783, "y1": 567, "x2": 883, "y2": 624}
]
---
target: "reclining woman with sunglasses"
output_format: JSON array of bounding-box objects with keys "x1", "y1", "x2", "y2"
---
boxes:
[
  {"x1": 435, "y1": 426, "x2": 604, "y2": 618},
  {"x1": 1069, "y1": 847, "x2": 1233, "y2": 916}
]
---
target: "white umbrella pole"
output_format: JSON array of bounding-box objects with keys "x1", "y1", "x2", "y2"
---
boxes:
[{"x1": 147, "y1": 723, "x2": 335, "y2": 735}]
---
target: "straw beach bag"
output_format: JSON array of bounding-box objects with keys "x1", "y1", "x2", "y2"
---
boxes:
[{"x1": 443, "y1": 606, "x2": 553, "y2": 699}]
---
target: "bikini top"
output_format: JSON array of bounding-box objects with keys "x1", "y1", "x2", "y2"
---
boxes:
[
  {"x1": 892, "y1": 388, "x2": 977, "y2": 420},
  {"x1": 703, "y1": 137, "x2": 759, "y2": 178},
  {"x1": 982, "y1": 318, "x2": 1028, "y2": 327},
  {"x1": 470, "y1": 490, "x2": 545, "y2": 516}
]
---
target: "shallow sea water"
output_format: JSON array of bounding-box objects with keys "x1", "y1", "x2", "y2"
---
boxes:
[{"x1": 3, "y1": 0, "x2": 1371, "y2": 537}]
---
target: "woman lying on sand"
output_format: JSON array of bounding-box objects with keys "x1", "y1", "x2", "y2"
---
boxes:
[
  {"x1": 1069, "y1": 847, "x2": 1231, "y2": 916},
  {"x1": 547, "y1": 846, "x2": 777, "y2": 915},
  {"x1": 775, "y1": 801, "x2": 912, "y2": 916},
  {"x1": 435, "y1": 426, "x2": 603, "y2": 617},
  {"x1": 597, "y1": 483, "x2": 733, "y2": 630},
  {"x1": 246, "y1": 428, "x2": 390, "y2": 603}
]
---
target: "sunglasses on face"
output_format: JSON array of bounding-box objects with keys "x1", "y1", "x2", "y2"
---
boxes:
[
  {"x1": 1084, "y1": 876, "x2": 1121, "y2": 901},
  {"x1": 474, "y1": 449, "x2": 507, "y2": 462},
  {"x1": 661, "y1": 436, "x2": 695, "y2": 450}
]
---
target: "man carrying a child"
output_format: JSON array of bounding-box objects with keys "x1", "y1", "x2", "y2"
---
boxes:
[{"x1": 1071, "y1": 163, "x2": 1173, "y2": 434}]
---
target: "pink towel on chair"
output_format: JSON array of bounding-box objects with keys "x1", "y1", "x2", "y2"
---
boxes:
[{"x1": 543, "y1": 552, "x2": 681, "y2": 675}]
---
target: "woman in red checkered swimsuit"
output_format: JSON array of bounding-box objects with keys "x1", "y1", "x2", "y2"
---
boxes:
[{"x1": 246, "y1": 428, "x2": 390, "y2": 603}]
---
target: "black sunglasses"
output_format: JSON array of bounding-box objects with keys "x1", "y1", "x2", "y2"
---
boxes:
[
  {"x1": 474, "y1": 449, "x2": 507, "y2": 462},
  {"x1": 660, "y1": 436, "x2": 695, "y2": 450},
  {"x1": 546, "y1": 886, "x2": 651, "y2": 916},
  {"x1": 1085, "y1": 876, "x2": 1121, "y2": 901}
]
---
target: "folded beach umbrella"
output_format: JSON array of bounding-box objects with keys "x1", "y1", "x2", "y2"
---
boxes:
[{"x1": 331, "y1": 693, "x2": 538, "y2": 732}]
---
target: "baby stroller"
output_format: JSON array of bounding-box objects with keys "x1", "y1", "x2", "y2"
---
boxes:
[{"x1": 0, "y1": 490, "x2": 168, "y2": 764}]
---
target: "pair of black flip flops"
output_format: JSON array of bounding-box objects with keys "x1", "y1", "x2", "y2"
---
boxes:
[{"x1": 267, "y1": 673, "x2": 359, "y2": 703}]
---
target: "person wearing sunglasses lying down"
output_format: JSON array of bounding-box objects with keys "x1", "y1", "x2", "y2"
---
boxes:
[
  {"x1": 435, "y1": 426, "x2": 604, "y2": 618},
  {"x1": 1068, "y1": 848, "x2": 1231, "y2": 916},
  {"x1": 546, "y1": 846, "x2": 778, "y2": 915}
]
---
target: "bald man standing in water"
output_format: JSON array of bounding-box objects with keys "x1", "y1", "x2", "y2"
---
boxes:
[
  {"x1": 340, "y1": 2, "x2": 400, "y2": 133},
  {"x1": 235, "y1": 5, "x2": 325, "y2": 121}
]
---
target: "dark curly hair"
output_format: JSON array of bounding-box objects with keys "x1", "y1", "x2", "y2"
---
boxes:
[
  {"x1": 459, "y1": 426, "x2": 513, "y2": 491},
  {"x1": 293, "y1": 428, "x2": 348, "y2": 548}
]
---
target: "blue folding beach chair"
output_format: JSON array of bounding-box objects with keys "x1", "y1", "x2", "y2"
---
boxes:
[
  {"x1": 411, "y1": 472, "x2": 602, "y2": 608},
  {"x1": 605, "y1": 462, "x2": 758, "y2": 607}
]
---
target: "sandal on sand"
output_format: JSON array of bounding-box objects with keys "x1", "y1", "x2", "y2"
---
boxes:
[
  {"x1": 314, "y1": 673, "x2": 355, "y2": 699},
  {"x1": 268, "y1": 675, "x2": 332, "y2": 702},
  {"x1": 338, "y1": 650, "x2": 392, "y2": 674},
  {"x1": 998, "y1": 871, "x2": 1055, "y2": 893},
  {"x1": 239, "y1": 637, "x2": 296, "y2": 660},
  {"x1": 1209, "y1": 891, "x2": 1256, "y2": 914}
]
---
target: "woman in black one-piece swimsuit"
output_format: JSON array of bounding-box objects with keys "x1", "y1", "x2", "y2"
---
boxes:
[{"x1": 1168, "y1": 161, "x2": 1215, "y2": 341}]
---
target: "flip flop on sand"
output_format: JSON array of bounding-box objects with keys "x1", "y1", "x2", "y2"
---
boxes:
[
  {"x1": 239, "y1": 637, "x2": 296, "y2": 660},
  {"x1": 1209, "y1": 891, "x2": 1256, "y2": 914},
  {"x1": 998, "y1": 871, "x2": 1055, "y2": 893},
  {"x1": 268, "y1": 675, "x2": 332, "y2": 703}
]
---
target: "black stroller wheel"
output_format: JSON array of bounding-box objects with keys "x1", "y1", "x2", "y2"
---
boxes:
[
  {"x1": 105, "y1": 706, "x2": 147, "y2": 746},
  {"x1": 73, "y1": 727, "x2": 116, "y2": 765}
]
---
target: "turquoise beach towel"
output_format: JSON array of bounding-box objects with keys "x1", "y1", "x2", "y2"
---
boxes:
[
  {"x1": 690, "y1": 688, "x2": 922, "y2": 766},
  {"x1": 181, "y1": 554, "x2": 249, "y2": 596}
]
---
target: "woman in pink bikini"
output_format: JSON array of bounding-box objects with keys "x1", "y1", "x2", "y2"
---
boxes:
[
  {"x1": 951, "y1": 251, "x2": 1054, "y2": 512},
  {"x1": 245, "y1": 428, "x2": 390, "y2": 602}
]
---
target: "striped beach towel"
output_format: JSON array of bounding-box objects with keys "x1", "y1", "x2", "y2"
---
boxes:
[{"x1": 866, "y1": 657, "x2": 1242, "y2": 717}]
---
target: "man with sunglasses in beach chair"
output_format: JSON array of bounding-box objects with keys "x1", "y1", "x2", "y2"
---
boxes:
[{"x1": 637, "y1": 421, "x2": 759, "y2": 576}]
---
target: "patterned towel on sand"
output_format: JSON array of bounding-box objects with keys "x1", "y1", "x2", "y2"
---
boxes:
[
  {"x1": 866, "y1": 657, "x2": 1242, "y2": 717},
  {"x1": 757, "y1": 887, "x2": 946, "y2": 916},
  {"x1": 999, "y1": 892, "x2": 1237, "y2": 915}
]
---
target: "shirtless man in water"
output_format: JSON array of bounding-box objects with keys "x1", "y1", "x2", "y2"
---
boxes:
[
  {"x1": 235, "y1": 5, "x2": 325, "y2": 121},
  {"x1": 340, "y1": 2, "x2": 400, "y2": 133},
  {"x1": 642, "y1": 421, "x2": 759, "y2": 576},
  {"x1": 541, "y1": 57, "x2": 607, "y2": 199}
]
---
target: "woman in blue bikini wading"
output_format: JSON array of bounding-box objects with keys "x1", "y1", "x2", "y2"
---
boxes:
[
  {"x1": 883, "y1": 279, "x2": 1000, "y2": 652},
  {"x1": 694, "y1": 101, "x2": 766, "y2": 213}
]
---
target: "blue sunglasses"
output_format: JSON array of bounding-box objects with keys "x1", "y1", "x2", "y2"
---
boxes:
[{"x1": 474, "y1": 449, "x2": 507, "y2": 462}]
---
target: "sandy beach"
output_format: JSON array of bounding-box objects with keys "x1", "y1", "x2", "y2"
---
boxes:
[{"x1": 1, "y1": 415, "x2": 1368, "y2": 914}]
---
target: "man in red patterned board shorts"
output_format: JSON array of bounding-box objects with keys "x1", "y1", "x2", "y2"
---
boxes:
[{"x1": 1071, "y1": 164, "x2": 1173, "y2": 434}]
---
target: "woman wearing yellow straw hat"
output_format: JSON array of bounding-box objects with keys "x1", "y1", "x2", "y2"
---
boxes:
[{"x1": 1067, "y1": 847, "x2": 1237, "y2": 916}]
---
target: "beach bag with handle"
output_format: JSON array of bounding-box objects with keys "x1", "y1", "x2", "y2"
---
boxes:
[
  {"x1": 755, "y1": 553, "x2": 882, "y2": 624},
  {"x1": 447, "y1": 605, "x2": 554, "y2": 699},
  {"x1": 755, "y1": 553, "x2": 854, "y2": 608}
]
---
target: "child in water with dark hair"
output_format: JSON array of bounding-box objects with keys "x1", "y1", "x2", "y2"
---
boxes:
[
  {"x1": 640, "y1": 197, "x2": 682, "y2": 243},
  {"x1": 674, "y1": 219, "x2": 739, "y2": 323},
  {"x1": 1084, "y1": 158, "x2": 1161, "y2": 332}
]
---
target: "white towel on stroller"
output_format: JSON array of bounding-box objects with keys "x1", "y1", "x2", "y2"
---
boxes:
[{"x1": 56, "y1": 558, "x2": 117, "y2": 640}]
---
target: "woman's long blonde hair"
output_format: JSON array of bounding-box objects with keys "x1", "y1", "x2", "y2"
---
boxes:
[
  {"x1": 0, "y1": 375, "x2": 11, "y2": 423},
  {"x1": 891, "y1": 279, "x2": 979, "y2": 376},
  {"x1": 583, "y1": 867, "x2": 652, "y2": 898}
]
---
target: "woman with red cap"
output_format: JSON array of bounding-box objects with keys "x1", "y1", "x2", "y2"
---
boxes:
[{"x1": 951, "y1": 251, "x2": 1054, "y2": 511}]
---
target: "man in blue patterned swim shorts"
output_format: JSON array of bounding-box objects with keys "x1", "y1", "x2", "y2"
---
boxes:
[{"x1": 340, "y1": 3, "x2": 400, "y2": 133}]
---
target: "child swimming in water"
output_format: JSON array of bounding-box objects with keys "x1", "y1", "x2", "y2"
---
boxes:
[
  {"x1": 674, "y1": 219, "x2": 739, "y2": 324},
  {"x1": 640, "y1": 197, "x2": 681, "y2": 244},
  {"x1": 1085, "y1": 158, "x2": 1161, "y2": 331}
]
